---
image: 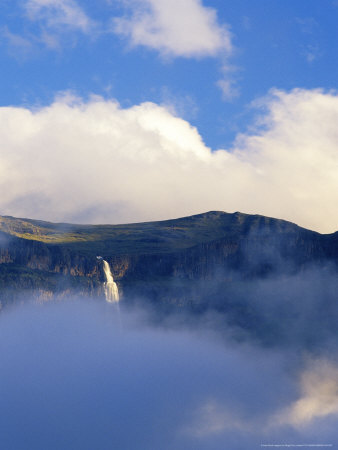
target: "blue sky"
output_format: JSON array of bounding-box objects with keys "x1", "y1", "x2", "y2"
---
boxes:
[
  {"x1": 1, "y1": 0, "x2": 337, "y2": 147},
  {"x1": 1, "y1": 0, "x2": 338, "y2": 231}
]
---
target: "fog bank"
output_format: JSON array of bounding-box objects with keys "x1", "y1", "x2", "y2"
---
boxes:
[{"x1": 0, "y1": 300, "x2": 337, "y2": 449}]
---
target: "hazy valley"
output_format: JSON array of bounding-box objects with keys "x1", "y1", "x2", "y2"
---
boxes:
[{"x1": 1, "y1": 211, "x2": 338, "y2": 449}]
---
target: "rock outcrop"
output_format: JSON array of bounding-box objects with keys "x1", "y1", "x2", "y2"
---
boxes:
[{"x1": 0, "y1": 211, "x2": 337, "y2": 308}]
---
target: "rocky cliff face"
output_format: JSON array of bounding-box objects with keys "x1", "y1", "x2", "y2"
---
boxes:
[{"x1": 0, "y1": 211, "x2": 337, "y2": 308}]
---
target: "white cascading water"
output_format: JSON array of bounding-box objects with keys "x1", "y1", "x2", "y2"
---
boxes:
[{"x1": 103, "y1": 260, "x2": 120, "y2": 303}]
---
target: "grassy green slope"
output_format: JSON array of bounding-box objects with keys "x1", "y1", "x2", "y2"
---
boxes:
[{"x1": 0, "y1": 211, "x2": 310, "y2": 258}]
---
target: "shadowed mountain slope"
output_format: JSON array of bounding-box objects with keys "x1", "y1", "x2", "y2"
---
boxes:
[
  {"x1": 0, "y1": 211, "x2": 337, "y2": 317},
  {"x1": 0, "y1": 210, "x2": 331, "y2": 254}
]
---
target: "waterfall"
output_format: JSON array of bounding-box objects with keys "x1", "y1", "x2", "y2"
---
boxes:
[{"x1": 102, "y1": 260, "x2": 120, "y2": 303}]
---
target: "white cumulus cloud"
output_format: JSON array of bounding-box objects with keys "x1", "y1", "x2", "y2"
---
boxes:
[
  {"x1": 112, "y1": 0, "x2": 232, "y2": 58},
  {"x1": 1, "y1": 88, "x2": 338, "y2": 232}
]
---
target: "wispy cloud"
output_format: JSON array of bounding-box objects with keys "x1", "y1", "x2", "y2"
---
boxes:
[
  {"x1": 112, "y1": 0, "x2": 233, "y2": 59},
  {"x1": 159, "y1": 87, "x2": 199, "y2": 120},
  {"x1": 295, "y1": 17, "x2": 318, "y2": 35},
  {"x1": 184, "y1": 399, "x2": 251, "y2": 437},
  {"x1": 11, "y1": 0, "x2": 97, "y2": 50},
  {"x1": 303, "y1": 43, "x2": 320, "y2": 63},
  {"x1": 276, "y1": 359, "x2": 338, "y2": 427},
  {"x1": 217, "y1": 65, "x2": 240, "y2": 101},
  {"x1": 0, "y1": 26, "x2": 34, "y2": 59},
  {"x1": 295, "y1": 17, "x2": 320, "y2": 64},
  {"x1": 25, "y1": 0, "x2": 94, "y2": 33}
]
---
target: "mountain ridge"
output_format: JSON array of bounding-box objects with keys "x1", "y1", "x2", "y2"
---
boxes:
[
  {"x1": 0, "y1": 210, "x2": 327, "y2": 234},
  {"x1": 0, "y1": 210, "x2": 326, "y2": 248},
  {"x1": 0, "y1": 210, "x2": 337, "y2": 316}
]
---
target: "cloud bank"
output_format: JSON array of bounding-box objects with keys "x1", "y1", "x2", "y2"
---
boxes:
[
  {"x1": 1, "y1": 300, "x2": 338, "y2": 449},
  {"x1": 1, "y1": 88, "x2": 338, "y2": 232},
  {"x1": 112, "y1": 0, "x2": 232, "y2": 59}
]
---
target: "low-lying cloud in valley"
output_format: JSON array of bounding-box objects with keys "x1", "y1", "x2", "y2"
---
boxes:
[
  {"x1": 1, "y1": 299, "x2": 338, "y2": 450},
  {"x1": 1, "y1": 88, "x2": 338, "y2": 232},
  {"x1": 276, "y1": 359, "x2": 338, "y2": 428}
]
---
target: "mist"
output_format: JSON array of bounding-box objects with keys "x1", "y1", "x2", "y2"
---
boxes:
[{"x1": 0, "y1": 297, "x2": 338, "y2": 450}]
